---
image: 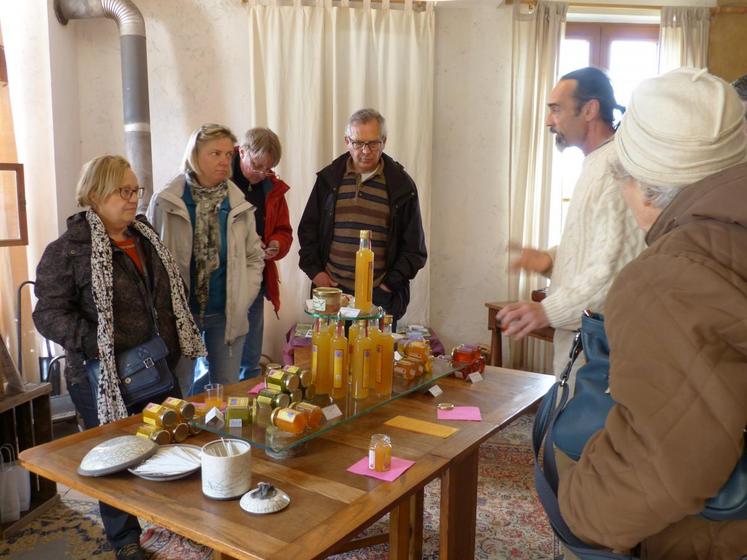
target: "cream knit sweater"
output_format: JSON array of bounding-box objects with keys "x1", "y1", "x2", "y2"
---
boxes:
[{"x1": 542, "y1": 140, "x2": 646, "y2": 375}]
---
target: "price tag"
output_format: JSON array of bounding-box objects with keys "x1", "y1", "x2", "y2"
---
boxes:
[
  {"x1": 322, "y1": 404, "x2": 343, "y2": 421},
  {"x1": 454, "y1": 370, "x2": 464, "y2": 379},
  {"x1": 428, "y1": 384, "x2": 443, "y2": 397},
  {"x1": 467, "y1": 372, "x2": 484, "y2": 384},
  {"x1": 205, "y1": 407, "x2": 225, "y2": 429},
  {"x1": 228, "y1": 418, "x2": 243, "y2": 428}
]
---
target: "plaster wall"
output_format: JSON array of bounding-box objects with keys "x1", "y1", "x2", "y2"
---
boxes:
[{"x1": 430, "y1": 4, "x2": 513, "y2": 350}]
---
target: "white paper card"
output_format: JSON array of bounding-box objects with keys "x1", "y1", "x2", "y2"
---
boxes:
[
  {"x1": 339, "y1": 307, "x2": 361, "y2": 319},
  {"x1": 205, "y1": 407, "x2": 225, "y2": 429},
  {"x1": 228, "y1": 418, "x2": 243, "y2": 428},
  {"x1": 467, "y1": 372, "x2": 484, "y2": 384},
  {"x1": 322, "y1": 404, "x2": 343, "y2": 421},
  {"x1": 428, "y1": 384, "x2": 443, "y2": 397}
]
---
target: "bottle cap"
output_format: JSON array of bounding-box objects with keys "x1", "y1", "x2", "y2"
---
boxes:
[{"x1": 359, "y1": 229, "x2": 371, "y2": 239}]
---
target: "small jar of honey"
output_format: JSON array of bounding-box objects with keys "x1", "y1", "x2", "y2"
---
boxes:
[
  {"x1": 270, "y1": 407, "x2": 308, "y2": 435},
  {"x1": 136, "y1": 424, "x2": 172, "y2": 445},
  {"x1": 162, "y1": 397, "x2": 195, "y2": 422},
  {"x1": 171, "y1": 422, "x2": 190, "y2": 443},
  {"x1": 368, "y1": 434, "x2": 392, "y2": 472},
  {"x1": 142, "y1": 403, "x2": 178, "y2": 429},
  {"x1": 292, "y1": 402, "x2": 324, "y2": 429},
  {"x1": 257, "y1": 388, "x2": 291, "y2": 410},
  {"x1": 266, "y1": 369, "x2": 300, "y2": 392}
]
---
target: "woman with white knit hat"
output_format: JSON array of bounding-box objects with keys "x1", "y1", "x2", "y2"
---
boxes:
[{"x1": 558, "y1": 67, "x2": 747, "y2": 559}]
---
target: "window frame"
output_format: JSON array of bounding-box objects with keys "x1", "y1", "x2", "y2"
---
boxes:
[{"x1": 565, "y1": 22, "x2": 660, "y2": 71}]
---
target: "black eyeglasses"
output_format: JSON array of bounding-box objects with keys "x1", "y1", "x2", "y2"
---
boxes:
[
  {"x1": 349, "y1": 139, "x2": 383, "y2": 152},
  {"x1": 117, "y1": 187, "x2": 145, "y2": 200}
]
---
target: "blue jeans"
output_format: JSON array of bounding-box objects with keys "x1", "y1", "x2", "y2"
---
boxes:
[
  {"x1": 239, "y1": 288, "x2": 264, "y2": 380},
  {"x1": 185, "y1": 313, "x2": 247, "y2": 395}
]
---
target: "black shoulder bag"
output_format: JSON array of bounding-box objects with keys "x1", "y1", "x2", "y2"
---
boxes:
[{"x1": 85, "y1": 242, "x2": 174, "y2": 409}]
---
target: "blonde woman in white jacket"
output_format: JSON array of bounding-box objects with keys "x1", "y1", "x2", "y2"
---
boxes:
[{"x1": 148, "y1": 123, "x2": 265, "y2": 393}]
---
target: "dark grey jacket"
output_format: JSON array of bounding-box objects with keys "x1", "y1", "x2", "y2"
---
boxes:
[{"x1": 33, "y1": 213, "x2": 181, "y2": 386}]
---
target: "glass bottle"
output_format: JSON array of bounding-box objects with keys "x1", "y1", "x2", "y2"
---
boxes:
[
  {"x1": 368, "y1": 319, "x2": 382, "y2": 389},
  {"x1": 375, "y1": 315, "x2": 395, "y2": 397},
  {"x1": 348, "y1": 320, "x2": 360, "y2": 373},
  {"x1": 312, "y1": 318, "x2": 332, "y2": 394},
  {"x1": 352, "y1": 322, "x2": 373, "y2": 400},
  {"x1": 331, "y1": 320, "x2": 349, "y2": 400},
  {"x1": 354, "y1": 230, "x2": 374, "y2": 312},
  {"x1": 368, "y1": 433, "x2": 392, "y2": 472}
]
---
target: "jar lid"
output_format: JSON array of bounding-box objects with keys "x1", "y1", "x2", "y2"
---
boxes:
[
  {"x1": 78, "y1": 435, "x2": 158, "y2": 477},
  {"x1": 436, "y1": 402, "x2": 455, "y2": 410}
]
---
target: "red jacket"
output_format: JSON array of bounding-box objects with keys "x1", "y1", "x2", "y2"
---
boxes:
[{"x1": 262, "y1": 175, "x2": 293, "y2": 314}]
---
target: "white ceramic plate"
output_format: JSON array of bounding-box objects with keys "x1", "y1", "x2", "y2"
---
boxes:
[{"x1": 128, "y1": 444, "x2": 202, "y2": 481}]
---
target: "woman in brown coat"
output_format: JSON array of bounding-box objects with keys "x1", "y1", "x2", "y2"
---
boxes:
[{"x1": 559, "y1": 69, "x2": 747, "y2": 558}]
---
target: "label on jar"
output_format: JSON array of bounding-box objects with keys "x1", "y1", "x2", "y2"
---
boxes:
[
  {"x1": 368, "y1": 449, "x2": 376, "y2": 470},
  {"x1": 333, "y1": 349, "x2": 344, "y2": 388},
  {"x1": 312, "y1": 295, "x2": 327, "y2": 311}
]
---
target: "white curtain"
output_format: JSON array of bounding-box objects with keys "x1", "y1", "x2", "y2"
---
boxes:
[
  {"x1": 658, "y1": 6, "x2": 710, "y2": 73},
  {"x1": 506, "y1": 1, "x2": 567, "y2": 371},
  {"x1": 246, "y1": 0, "x2": 435, "y2": 362}
]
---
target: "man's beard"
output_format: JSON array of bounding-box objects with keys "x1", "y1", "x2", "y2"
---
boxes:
[{"x1": 551, "y1": 128, "x2": 568, "y2": 151}]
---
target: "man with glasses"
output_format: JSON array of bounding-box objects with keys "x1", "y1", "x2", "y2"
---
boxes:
[
  {"x1": 497, "y1": 67, "x2": 645, "y2": 383},
  {"x1": 232, "y1": 127, "x2": 293, "y2": 379},
  {"x1": 298, "y1": 108, "x2": 427, "y2": 321}
]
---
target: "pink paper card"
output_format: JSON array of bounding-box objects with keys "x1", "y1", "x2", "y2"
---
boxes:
[
  {"x1": 347, "y1": 456, "x2": 415, "y2": 482},
  {"x1": 437, "y1": 406, "x2": 482, "y2": 422},
  {"x1": 248, "y1": 381, "x2": 266, "y2": 395}
]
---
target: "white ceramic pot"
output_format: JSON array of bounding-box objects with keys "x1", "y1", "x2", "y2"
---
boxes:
[{"x1": 201, "y1": 439, "x2": 252, "y2": 499}]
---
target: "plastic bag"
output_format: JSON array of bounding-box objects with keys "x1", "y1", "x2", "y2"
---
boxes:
[{"x1": 0, "y1": 444, "x2": 31, "y2": 521}]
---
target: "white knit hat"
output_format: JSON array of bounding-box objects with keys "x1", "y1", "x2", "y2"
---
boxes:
[{"x1": 616, "y1": 67, "x2": 747, "y2": 188}]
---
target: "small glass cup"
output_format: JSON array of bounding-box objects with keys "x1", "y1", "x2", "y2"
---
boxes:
[{"x1": 204, "y1": 383, "x2": 224, "y2": 410}]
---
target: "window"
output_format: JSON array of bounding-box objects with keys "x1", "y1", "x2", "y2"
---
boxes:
[{"x1": 548, "y1": 21, "x2": 659, "y2": 246}]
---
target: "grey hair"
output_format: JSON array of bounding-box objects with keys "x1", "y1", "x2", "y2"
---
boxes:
[
  {"x1": 182, "y1": 123, "x2": 237, "y2": 176},
  {"x1": 609, "y1": 154, "x2": 680, "y2": 209},
  {"x1": 732, "y1": 74, "x2": 747, "y2": 102},
  {"x1": 345, "y1": 108, "x2": 387, "y2": 139},
  {"x1": 241, "y1": 127, "x2": 282, "y2": 166}
]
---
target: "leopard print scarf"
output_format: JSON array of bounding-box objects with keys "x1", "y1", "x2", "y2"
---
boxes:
[{"x1": 86, "y1": 209, "x2": 206, "y2": 424}]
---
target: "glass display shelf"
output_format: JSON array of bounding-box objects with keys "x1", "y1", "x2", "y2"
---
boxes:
[
  {"x1": 303, "y1": 304, "x2": 385, "y2": 321},
  {"x1": 192, "y1": 358, "x2": 464, "y2": 453}
]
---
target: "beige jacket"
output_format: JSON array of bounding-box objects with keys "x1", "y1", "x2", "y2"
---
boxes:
[
  {"x1": 146, "y1": 176, "x2": 265, "y2": 344},
  {"x1": 559, "y1": 163, "x2": 747, "y2": 559}
]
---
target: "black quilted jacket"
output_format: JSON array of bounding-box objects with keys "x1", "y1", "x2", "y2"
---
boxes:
[{"x1": 33, "y1": 212, "x2": 181, "y2": 386}]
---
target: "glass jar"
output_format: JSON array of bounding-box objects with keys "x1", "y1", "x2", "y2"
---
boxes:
[
  {"x1": 142, "y1": 403, "x2": 178, "y2": 429},
  {"x1": 270, "y1": 407, "x2": 309, "y2": 435},
  {"x1": 368, "y1": 434, "x2": 392, "y2": 472}
]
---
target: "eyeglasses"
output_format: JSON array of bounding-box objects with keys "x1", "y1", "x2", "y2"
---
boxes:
[
  {"x1": 349, "y1": 139, "x2": 383, "y2": 152},
  {"x1": 248, "y1": 158, "x2": 274, "y2": 176},
  {"x1": 117, "y1": 187, "x2": 145, "y2": 200}
]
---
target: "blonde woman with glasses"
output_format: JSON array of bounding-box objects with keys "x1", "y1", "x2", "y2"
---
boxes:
[
  {"x1": 148, "y1": 123, "x2": 265, "y2": 394},
  {"x1": 33, "y1": 155, "x2": 205, "y2": 560}
]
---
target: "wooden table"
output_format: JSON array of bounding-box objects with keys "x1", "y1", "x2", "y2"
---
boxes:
[
  {"x1": 20, "y1": 367, "x2": 553, "y2": 560},
  {"x1": 485, "y1": 301, "x2": 555, "y2": 367}
]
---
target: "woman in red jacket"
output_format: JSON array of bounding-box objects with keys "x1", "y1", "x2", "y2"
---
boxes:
[{"x1": 232, "y1": 128, "x2": 293, "y2": 379}]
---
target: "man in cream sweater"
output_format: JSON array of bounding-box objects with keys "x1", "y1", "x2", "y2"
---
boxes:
[{"x1": 497, "y1": 67, "x2": 645, "y2": 378}]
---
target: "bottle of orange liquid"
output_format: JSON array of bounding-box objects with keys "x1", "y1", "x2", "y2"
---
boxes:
[
  {"x1": 352, "y1": 322, "x2": 373, "y2": 400},
  {"x1": 354, "y1": 230, "x2": 374, "y2": 313},
  {"x1": 374, "y1": 315, "x2": 395, "y2": 397},
  {"x1": 348, "y1": 320, "x2": 360, "y2": 374},
  {"x1": 331, "y1": 320, "x2": 349, "y2": 400},
  {"x1": 312, "y1": 318, "x2": 332, "y2": 394},
  {"x1": 368, "y1": 319, "x2": 382, "y2": 389}
]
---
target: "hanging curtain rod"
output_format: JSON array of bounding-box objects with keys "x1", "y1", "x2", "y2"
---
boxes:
[{"x1": 506, "y1": 0, "x2": 747, "y2": 15}]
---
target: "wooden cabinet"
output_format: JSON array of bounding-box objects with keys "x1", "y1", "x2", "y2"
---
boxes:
[{"x1": 0, "y1": 383, "x2": 59, "y2": 537}]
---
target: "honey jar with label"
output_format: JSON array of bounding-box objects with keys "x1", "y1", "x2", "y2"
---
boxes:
[
  {"x1": 393, "y1": 358, "x2": 424, "y2": 380},
  {"x1": 142, "y1": 403, "x2": 178, "y2": 429},
  {"x1": 292, "y1": 402, "x2": 324, "y2": 429},
  {"x1": 171, "y1": 422, "x2": 190, "y2": 443},
  {"x1": 257, "y1": 388, "x2": 291, "y2": 410},
  {"x1": 162, "y1": 397, "x2": 195, "y2": 422},
  {"x1": 136, "y1": 424, "x2": 172, "y2": 445},
  {"x1": 266, "y1": 369, "x2": 300, "y2": 392},
  {"x1": 270, "y1": 407, "x2": 308, "y2": 435},
  {"x1": 368, "y1": 434, "x2": 392, "y2": 472}
]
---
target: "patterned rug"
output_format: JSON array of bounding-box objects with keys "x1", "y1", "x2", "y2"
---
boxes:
[{"x1": 1, "y1": 413, "x2": 551, "y2": 559}]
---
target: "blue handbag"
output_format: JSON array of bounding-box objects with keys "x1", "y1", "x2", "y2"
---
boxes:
[{"x1": 533, "y1": 311, "x2": 747, "y2": 560}]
